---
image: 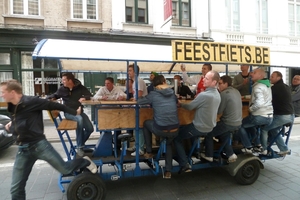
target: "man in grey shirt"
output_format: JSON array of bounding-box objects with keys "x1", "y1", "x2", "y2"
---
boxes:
[
  {"x1": 174, "y1": 70, "x2": 221, "y2": 174},
  {"x1": 201, "y1": 75, "x2": 242, "y2": 163},
  {"x1": 233, "y1": 64, "x2": 251, "y2": 96}
]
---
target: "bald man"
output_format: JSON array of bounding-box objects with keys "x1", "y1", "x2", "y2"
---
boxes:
[{"x1": 238, "y1": 68, "x2": 273, "y2": 154}]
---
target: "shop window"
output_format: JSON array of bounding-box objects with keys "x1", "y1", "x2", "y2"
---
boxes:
[{"x1": 0, "y1": 53, "x2": 11, "y2": 65}]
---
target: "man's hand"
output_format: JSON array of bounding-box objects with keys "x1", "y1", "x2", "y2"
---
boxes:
[
  {"x1": 181, "y1": 64, "x2": 186, "y2": 72},
  {"x1": 117, "y1": 96, "x2": 125, "y2": 101},
  {"x1": 5, "y1": 121, "x2": 11, "y2": 132},
  {"x1": 78, "y1": 98, "x2": 85, "y2": 103},
  {"x1": 101, "y1": 96, "x2": 108, "y2": 100},
  {"x1": 76, "y1": 107, "x2": 82, "y2": 115}
]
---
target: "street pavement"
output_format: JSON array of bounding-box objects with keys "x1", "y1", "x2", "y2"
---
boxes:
[{"x1": 1, "y1": 120, "x2": 300, "y2": 200}]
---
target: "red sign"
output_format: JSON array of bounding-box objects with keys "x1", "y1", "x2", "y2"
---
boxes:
[{"x1": 164, "y1": 0, "x2": 172, "y2": 21}]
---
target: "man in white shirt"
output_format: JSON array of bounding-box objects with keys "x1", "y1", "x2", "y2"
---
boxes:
[
  {"x1": 93, "y1": 77, "x2": 126, "y2": 100},
  {"x1": 127, "y1": 64, "x2": 148, "y2": 156}
]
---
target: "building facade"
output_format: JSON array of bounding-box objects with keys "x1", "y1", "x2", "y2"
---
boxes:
[{"x1": 0, "y1": 0, "x2": 299, "y2": 100}]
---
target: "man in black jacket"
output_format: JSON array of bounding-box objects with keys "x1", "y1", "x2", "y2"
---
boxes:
[
  {"x1": 260, "y1": 71, "x2": 294, "y2": 155},
  {"x1": 47, "y1": 73, "x2": 94, "y2": 156},
  {"x1": 172, "y1": 75, "x2": 195, "y2": 98},
  {"x1": 0, "y1": 79, "x2": 97, "y2": 200}
]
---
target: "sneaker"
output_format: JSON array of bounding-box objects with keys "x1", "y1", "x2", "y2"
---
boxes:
[
  {"x1": 178, "y1": 163, "x2": 192, "y2": 174},
  {"x1": 228, "y1": 154, "x2": 237, "y2": 163},
  {"x1": 83, "y1": 156, "x2": 98, "y2": 174},
  {"x1": 241, "y1": 148, "x2": 253, "y2": 154},
  {"x1": 144, "y1": 152, "x2": 154, "y2": 159},
  {"x1": 163, "y1": 171, "x2": 171, "y2": 179},
  {"x1": 131, "y1": 150, "x2": 144, "y2": 156},
  {"x1": 260, "y1": 150, "x2": 268, "y2": 155},
  {"x1": 278, "y1": 150, "x2": 290, "y2": 155},
  {"x1": 127, "y1": 146, "x2": 136, "y2": 152},
  {"x1": 254, "y1": 146, "x2": 263, "y2": 152},
  {"x1": 200, "y1": 153, "x2": 213, "y2": 162},
  {"x1": 130, "y1": 137, "x2": 135, "y2": 142},
  {"x1": 77, "y1": 148, "x2": 84, "y2": 157}
]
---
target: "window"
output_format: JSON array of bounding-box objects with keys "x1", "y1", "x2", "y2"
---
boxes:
[
  {"x1": 172, "y1": 0, "x2": 191, "y2": 27},
  {"x1": 12, "y1": 0, "x2": 39, "y2": 15},
  {"x1": 288, "y1": 0, "x2": 300, "y2": 36},
  {"x1": 225, "y1": 0, "x2": 240, "y2": 31},
  {"x1": 125, "y1": 0, "x2": 148, "y2": 23},
  {"x1": 256, "y1": 0, "x2": 268, "y2": 34},
  {"x1": 72, "y1": 0, "x2": 97, "y2": 20},
  {"x1": 0, "y1": 53, "x2": 11, "y2": 65}
]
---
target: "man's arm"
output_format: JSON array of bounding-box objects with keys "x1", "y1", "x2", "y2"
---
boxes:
[
  {"x1": 249, "y1": 87, "x2": 265, "y2": 112},
  {"x1": 81, "y1": 85, "x2": 92, "y2": 100},
  {"x1": 181, "y1": 72, "x2": 201, "y2": 85},
  {"x1": 181, "y1": 94, "x2": 205, "y2": 110},
  {"x1": 93, "y1": 87, "x2": 106, "y2": 100}
]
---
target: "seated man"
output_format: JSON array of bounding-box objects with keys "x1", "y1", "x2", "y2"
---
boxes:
[
  {"x1": 93, "y1": 77, "x2": 127, "y2": 149},
  {"x1": 174, "y1": 70, "x2": 221, "y2": 173},
  {"x1": 47, "y1": 72, "x2": 94, "y2": 157},
  {"x1": 201, "y1": 75, "x2": 242, "y2": 163},
  {"x1": 172, "y1": 75, "x2": 195, "y2": 98},
  {"x1": 137, "y1": 75, "x2": 179, "y2": 179},
  {"x1": 260, "y1": 71, "x2": 294, "y2": 155},
  {"x1": 238, "y1": 68, "x2": 273, "y2": 154},
  {"x1": 93, "y1": 77, "x2": 126, "y2": 101},
  {"x1": 291, "y1": 75, "x2": 300, "y2": 117}
]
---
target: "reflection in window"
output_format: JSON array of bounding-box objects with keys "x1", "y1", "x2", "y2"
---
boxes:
[
  {"x1": 21, "y1": 52, "x2": 58, "y2": 69},
  {"x1": 172, "y1": 0, "x2": 191, "y2": 27},
  {"x1": 12, "y1": 0, "x2": 39, "y2": 15},
  {"x1": 125, "y1": 0, "x2": 148, "y2": 23},
  {"x1": 72, "y1": 0, "x2": 97, "y2": 20},
  {"x1": 0, "y1": 53, "x2": 11, "y2": 65},
  {"x1": 288, "y1": 0, "x2": 300, "y2": 36}
]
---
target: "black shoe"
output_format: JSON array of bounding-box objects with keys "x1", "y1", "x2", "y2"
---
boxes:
[{"x1": 178, "y1": 163, "x2": 192, "y2": 174}]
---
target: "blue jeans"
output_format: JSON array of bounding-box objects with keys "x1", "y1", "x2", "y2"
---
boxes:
[
  {"x1": 174, "y1": 123, "x2": 208, "y2": 167},
  {"x1": 143, "y1": 120, "x2": 178, "y2": 171},
  {"x1": 261, "y1": 114, "x2": 294, "y2": 151},
  {"x1": 238, "y1": 114, "x2": 273, "y2": 148},
  {"x1": 64, "y1": 112, "x2": 94, "y2": 148},
  {"x1": 11, "y1": 139, "x2": 89, "y2": 200},
  {"x1": 205, "y1": 121, "x2": 240, "y2": 157}
]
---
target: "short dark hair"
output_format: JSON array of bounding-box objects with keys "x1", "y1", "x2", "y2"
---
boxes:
[
  {"x1": 105, "y1": 77, "x2": 114, "y2": 84},
  {"x1": 0, "y1": 79, "x2": 22, "y2": 94},
  {"x1": 273, "y1": 71, "x2": 282, "y2": 79},
  {"x1": 61, "y1": 72, "x2": 75, "y2": 82},
  {"x1": 128, "y1": 64, "x2": 140, "y2": 76},
  {"x1": 220, "y1": 75, "x2": 232, "y2": 86},
  {"x1": 203, "y1": 63, "x2": 212, "y2": 70},
  {"x1": 153, "y1": 75, "x2": 165, "y2": 87}
]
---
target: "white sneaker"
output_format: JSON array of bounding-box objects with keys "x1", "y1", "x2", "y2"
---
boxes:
[
  {"x1": 200, "y1": 153, "x2": 213, "y2": 162},
  {"x1": 241, "y1": 148, "x2": 253, "y2": 154},
  {"x1": 228, "y1": 154, "x2": 237, "y2": 163},
  {"x1": 278, "y1": 150, "x2": 290, "y2": 155},
  {"x1": 127, "y1": 146, "x2": 136, "y2": 152},
  {"x1": 260, "y1": 150, "x2": 268, "y2": 155},
  {"x1": 131, "y1": 150, "x2": 144, "y2": 156},
  {"x1": 83, "y1": 156, "x2": 98, "y2": 174}
]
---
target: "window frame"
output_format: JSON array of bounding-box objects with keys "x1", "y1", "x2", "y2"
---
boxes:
[
  {"x1": 256, "y1": 0, "x2": 268, "y2": 34},
  {"x1": 10, "y1": 0, "x2": 40, "y2": 16},
  {"x1": 71, "y1": 0, "x2": 98, "y2": 20},
  {"x1": 225, "y1": 0, "x2": 240, "y2": 31},
  {"x1": 125, "y1": 0, "x2": 148, "y2": 24},
  {"x1": 288, "y1": 0, "x2": 300, "y2": 36},
  {"x1": 172, "y1": 0, "x2": 191, "y2": 27}
]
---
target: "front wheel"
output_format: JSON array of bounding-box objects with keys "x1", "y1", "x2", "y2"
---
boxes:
[
  {"x1": 67, "y1": 172, "x2": 107, "y2": 200},
  {"x1": 234, "y1": 160, "x2": 260, "y2": 185}
]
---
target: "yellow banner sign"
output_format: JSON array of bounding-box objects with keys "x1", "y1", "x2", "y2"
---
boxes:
[{"x1": 172, "y1": 40, "x2": 270, "y2": 65}]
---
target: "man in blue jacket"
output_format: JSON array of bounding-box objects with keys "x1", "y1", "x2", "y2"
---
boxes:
[{"x1": 0, "y1": 79, "x2": 97, "y2": 200}]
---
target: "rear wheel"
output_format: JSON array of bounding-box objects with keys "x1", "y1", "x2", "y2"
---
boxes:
[
  {"x1": 234, "y1": 160, "x2": 260, "y2": 185},
  {"x1": 67, "y1": 172, "x2": 106, "y2": 200}
]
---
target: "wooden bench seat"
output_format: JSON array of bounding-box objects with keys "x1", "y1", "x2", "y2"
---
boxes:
[{"x1": 48, "y1": 110, "x2": 77, "y2": 130}]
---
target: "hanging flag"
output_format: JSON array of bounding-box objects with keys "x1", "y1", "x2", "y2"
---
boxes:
[{"x1": 162, "y1": 0, "x2": 172, "y2": 28}]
